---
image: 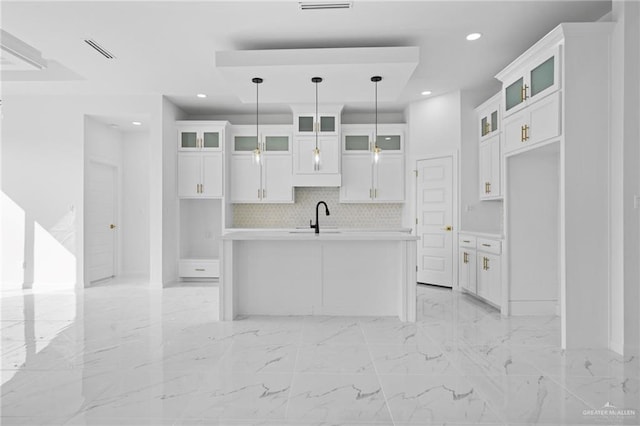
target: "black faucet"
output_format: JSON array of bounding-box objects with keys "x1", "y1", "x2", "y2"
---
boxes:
[{"x1": 310, "y1": 201, "x2": 330, "y2": 234}]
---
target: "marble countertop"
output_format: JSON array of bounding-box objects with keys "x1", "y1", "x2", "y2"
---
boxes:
[{"x1": 222, "y1": 229, "x2": 419, "y2": 241}]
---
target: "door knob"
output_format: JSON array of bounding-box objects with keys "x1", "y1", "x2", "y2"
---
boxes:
[
  {"x1": 444, "y1": 225, "x2": 452, "y2": 231},
  {"x1": 110, "y1": 224, "x2": 116, "y2": 229}
]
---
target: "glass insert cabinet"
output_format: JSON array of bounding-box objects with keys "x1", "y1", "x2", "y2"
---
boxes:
[{"x1": 502, "y1": 46, "x2": 560, "y2": 117}]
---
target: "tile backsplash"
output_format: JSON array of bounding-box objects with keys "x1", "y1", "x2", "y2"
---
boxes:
[{"x1": 232, "y1": 187, "x2": 404, "y2": 229}]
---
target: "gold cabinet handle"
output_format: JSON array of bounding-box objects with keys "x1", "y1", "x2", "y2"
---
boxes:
[
  {"x1": 194, "y1": 268, "x2": 205, "y2": 272},
  {"x1": 463, "y1": 252, "x2": 468, "y2": 264},
  {"x1": 487, "y1": 182, "x2": 491, "y2": 194},
  {"x1": 521, "y1": 84, "x2": 529, "y2": 102},
  {"x1": 258, "y1": 188, "x2": 261, "y2": 199},
  {"x1": 523, "y1": 124, "x2": 529, "y2": 141},
  {"x1": 374, "y1": 188, "x2": 378, "y2": 198},
  {"x1": 521, "y1": 125, "x2": 525, "y2": 142},
  {"x1": 109, "y1": 224, "x2": 116, "y2": 229},
  {"x1": 444, "y1": 225, "x2": 452, "y2": 231},
  {"x1": 262, "y1": 189, "x2": 266, "y2": 199}
]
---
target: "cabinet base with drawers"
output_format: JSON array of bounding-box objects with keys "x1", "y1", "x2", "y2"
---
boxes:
[{"x1": 458, "y1": 233, "x2": 503, "y2": 309}]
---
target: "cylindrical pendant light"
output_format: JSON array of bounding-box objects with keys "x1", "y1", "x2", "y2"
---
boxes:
[
  {"x1": 371, "y1": 76, "x2": 382, "y2": 163},
  {"x1": 252, "y1": 77, "x2": 263, "y2": 165},
  {"x1": 312, "y1": 77, "x2": 323, "y2": 170}
]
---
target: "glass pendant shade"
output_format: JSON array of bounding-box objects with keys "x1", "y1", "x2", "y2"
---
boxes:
[{"x1": 312, "y1": 77, "x2": 322, "y2": 170}]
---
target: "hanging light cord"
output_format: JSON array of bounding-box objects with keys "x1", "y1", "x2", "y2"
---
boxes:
[
  {"x1": 374, "y1": 78, "x2": 378, "y2": 149},
  {"x1": 315, "y1": 79, "x2": 319, "y2": 150},
  {"x1": 254, "y1": 79, "x2": 260, "y2": 149}
]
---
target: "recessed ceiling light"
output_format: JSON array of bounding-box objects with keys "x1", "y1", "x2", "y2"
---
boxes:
[
  {"x1": 132, "y1": 121, "x2": 142, "y2": 126},
  {"x1": 466, "y1": 33, "x2": 482, "y2": 41},
  {"x1": 421, "y1": 91, "x2": 432, "y2": 96},
  {"x1": 197, "y1": 93, "x2": 207, "y2": 98}
]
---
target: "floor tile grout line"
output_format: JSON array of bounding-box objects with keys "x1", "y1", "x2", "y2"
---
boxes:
[
  {"x1": 281, "y1": 326, "x2": 303, "y2": 420},
  {"x1": 359, "y1": 318, "x2": 398, "y2": 426}
]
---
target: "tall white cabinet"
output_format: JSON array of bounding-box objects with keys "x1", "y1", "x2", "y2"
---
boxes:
[
  {"x1": 494, "y1": 23, "x2": 613, "y2": 349},
  {"x1": 476, "y1": 94, "x2": 502, "y2": 200},
  {"x1": 176, "y1": 121, "x2": 229, "y2": 280}
]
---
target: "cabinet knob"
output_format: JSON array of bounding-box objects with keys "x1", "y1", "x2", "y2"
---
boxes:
[
  {"x1": 444, "y1": 225, "x2": 452, "y2": 231},
  {"x1": 109, "y1": 224, "x2": 116, "y2": 229}
]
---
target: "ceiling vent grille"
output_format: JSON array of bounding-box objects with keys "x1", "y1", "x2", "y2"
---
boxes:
[
  {"x1": 84, "y1": 39, "x2": 116, "y2": 59},
  {"x1": 299, "y1": 1, "x2": 353, "y2": 10}
]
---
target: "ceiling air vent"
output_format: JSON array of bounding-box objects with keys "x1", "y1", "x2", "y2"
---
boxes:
[
  {"x1": 299, "y1": 1, "x2": 353, "y2": 10},
  {"x1": 84, "y1": 39, "x2": 116, "y2": 59}
]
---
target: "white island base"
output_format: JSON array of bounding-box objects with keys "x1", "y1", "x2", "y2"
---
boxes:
[{"x1": 221, "y1": 231, "x2": 418, "y2": 321}]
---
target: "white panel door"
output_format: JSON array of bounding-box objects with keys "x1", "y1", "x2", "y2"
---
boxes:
[
  {"x1": 263, "y1": 155, "x2": 293, "y2": 202},
  {"x1": 340, "y1": 155, "x2": 372, "y2": 202},
  {"x1": 87, "y1": 161, "x2": 117, "y2": 282},
  {"x1": 317, "y1": 136, "x2": 340, "y2": 174},
  {"x1": 416, "y1": 157, "x2": 454, "y2": 287},
  {"x1": 201, "y1": 153, "x2": 223, "y2": 197},
  {"x1": 177, "y1": 153, "x2": 201, "y2": 197},
  {"x1": 231, "y1": 155, "x2": 261, "y2": 202}
]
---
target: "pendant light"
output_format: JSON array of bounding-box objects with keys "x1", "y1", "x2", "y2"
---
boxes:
[
  {"x1": 252, "y1": 77, "x2": 263, "y2": 165},
  {"x1": 371, "y1": 76, "x2": 382, "y2": 163},
  {"x1": 312, "y1": 77, "x2": 323, "y2": 170}
]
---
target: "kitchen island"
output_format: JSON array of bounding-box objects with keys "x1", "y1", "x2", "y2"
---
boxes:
[{"x1": 220, "y1": 230, "x2": 419, "y2": 321}]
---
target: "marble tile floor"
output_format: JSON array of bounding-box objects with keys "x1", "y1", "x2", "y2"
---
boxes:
[{"x1": 1, "y1": 281, "x2": 638, "y2": 426}]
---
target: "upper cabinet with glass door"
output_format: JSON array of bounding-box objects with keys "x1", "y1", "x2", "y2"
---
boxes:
[
  {"x1": 342, "y1": 124, "x2": 404, "y2": 153},
  {"x1": 476, "y1": 93, "x2": 501, "y2": 142},
  {"x1": 177, "y1": 121, "x2": 226, "y2": 151},
  {"x1": 499, "y1": 45, "x2": 560, "y2": 118},
  {"x1": 295, "y1": 113, "x2": 339, "y2": 135},
  {"x1": 231, "y1": 125, "x2": 292, "y2": 154}
]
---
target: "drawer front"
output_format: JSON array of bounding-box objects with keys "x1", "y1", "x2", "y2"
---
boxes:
[
  {"x1": 477, "y1": 238, "x2": 501, "y2": 255},
  {"x1": 179, "y1": 260, "x2": 220, "y2": 278},
  {"x1": 459, "y1": 235, "x2": 477, "y2": 249}
]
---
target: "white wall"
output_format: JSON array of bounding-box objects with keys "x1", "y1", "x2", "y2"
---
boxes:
[
  {"x1": 158, "y1": 97, "x2": 187, "y2": 286},
  {"x1": 122, "y1": 130, "x2": 151, "y2": 276},
  {"x1": 1, "y1": 94, "x2": 163, "y2": 290},
  {"x1": 609, "y1": 0, "x2": 640, "y2": 356},
  {"x1": 404, "y1": 91, "x2": 462, "y2": 230}
]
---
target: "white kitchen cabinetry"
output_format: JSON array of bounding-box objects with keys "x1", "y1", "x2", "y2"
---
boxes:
[
  {"x1": 477, "y1": 93, "x2": 500, "y2": 142},
  {"x1": 293, "y1": 135, "x2": 341, "y2": 186},
  {"x1": 475, "y1": 94, "x2": 502, "y2": 200},
  {"x1": 230, "y1": 126, "x2": 293, "y2": 203},
  {"x1": 291, "y1": 105, "x2": 342, "y2": 187},
  {"x1": 459, "y1": 235, "x2": 477, "y2": 293},
  {"x1": 502, "y1": 46, "x2": 560, "y2": 118},
  {"x1": 503, "y1": 91, "x2": 561, "y2": 155},
  {"x1": 176, "y1": 121, "x2": 227, "y2": 199},
  {"x1": 295, "y1": 113, "x2": 338, "y2": 135},
  {"x1": 476, "y1": 238, "x2": 502, "y2": 306},
  {"x1": 479, "y1": 135, "x2": 501, "y2": 199},
  {"x1": 340, "y1": 124, "x2": 405, "y2": 203},
  {"x1": 458, "y1": 233, "x2": 502, "y2": 309},
  {"x1": 177, "y1": 152, "x2": 223, "y2": 198},
  {"x1": 177, "y1": 123, "x2": 224, "y2": 151}
]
